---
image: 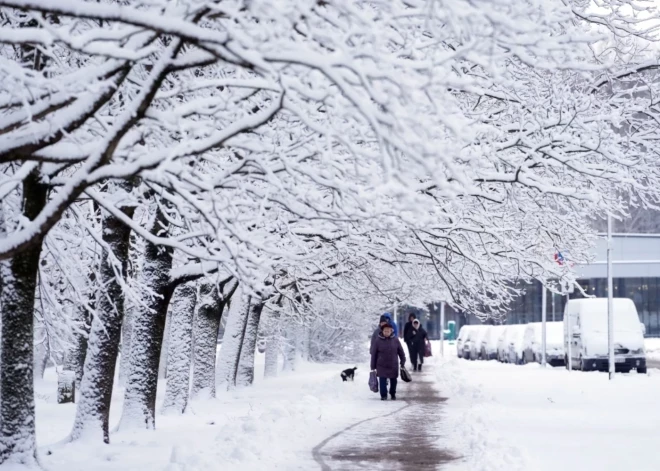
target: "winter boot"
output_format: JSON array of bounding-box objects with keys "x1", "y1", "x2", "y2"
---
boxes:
[
  {"x1": 413, "y1": 364, "x2": 418, "y2": 371},
  {"x1": 390, "y1": 394, "x2": 396, "y2": 400},
  {"x1": 381, "y1": 397, "x2": 387, "y2": 401},
  {"x1": 418, "y1": 364, "x2": 422, "y2": 372}
]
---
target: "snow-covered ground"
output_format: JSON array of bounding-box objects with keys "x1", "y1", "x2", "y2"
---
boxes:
[
  {"x1": 34, "y1": 354, "x2": 385, "y2": 471},
  {"x1": 438, "y1": 348, "x2": 660, "y2": 471},
  {"x1": 646, "y1": 337, "x2": 660, "y2": 362}
]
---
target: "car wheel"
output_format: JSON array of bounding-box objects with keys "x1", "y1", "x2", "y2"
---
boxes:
[
  {"x1": 638, "y1": 366, "x2": 647, "y2": 374},
  {"x1": 580, "y1": 356, "x2": 589, "y2": 372}
]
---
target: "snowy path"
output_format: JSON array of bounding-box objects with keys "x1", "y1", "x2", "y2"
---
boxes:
[
  {"x1": 312, "y1": 371, "x2": 455, "y2": 470},
  {"x1": 34, "y1": 356, "x2": 456, "y2": 471}
]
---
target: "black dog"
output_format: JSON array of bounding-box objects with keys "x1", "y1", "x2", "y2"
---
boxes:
[{"x1": 340, "y1": 367, "x2": 357, "y2": 382}]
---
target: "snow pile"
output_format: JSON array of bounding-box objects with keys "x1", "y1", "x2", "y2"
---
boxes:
[
  {"x1": 646, "y1": 338, "x2": 660, "y2": 363},
  {"x1": 35, "y1": 359, "x2": 383, "y2": 471},
  {"x1": 435, "y1": 358, "x2": 534, "y2": 471},
  {"x1": 438, "y1": 356, "x2": 660, "y2": 471}
]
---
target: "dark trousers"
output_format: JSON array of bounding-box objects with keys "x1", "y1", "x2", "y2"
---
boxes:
[
  {"x1": 411, "y1": 346, "x2": 424, "y2": 367},
  {"x1": 379, "y1": 376, "x2": 398, "y2": 398}
]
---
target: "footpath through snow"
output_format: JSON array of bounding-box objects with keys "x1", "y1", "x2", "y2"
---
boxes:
[
  {"x1": 437, "y1": 346, "x2": 660, "y2": 471},
  {"x1": 32, "y1": 352, "x2": 454, "y2": 471}
]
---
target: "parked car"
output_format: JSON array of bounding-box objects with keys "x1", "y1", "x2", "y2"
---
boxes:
[
  {"x1": 456, "y1": 325, "x2": 474, "y2": 359},
  {"x1": 496, "y1": 326, "x2": 515, "y2": 362},
  {"x1": 463, "y1": 326, "x2": 487, "y2": 360},
  {"x1": 468, "y1": 326, "x2": 490, "y2": 360},
  {"x1": 480, "y1": 325, "x2": 506, "y2": 360},
  {"x1": 522, "y1": 322, "x2": 564, "y2": 366},
  {"x1": 505, "y1": 325, "x2": 527, "y2": 364},
  {"x1": 564, "y1": 298, "x2": 646, "y2": 373}
]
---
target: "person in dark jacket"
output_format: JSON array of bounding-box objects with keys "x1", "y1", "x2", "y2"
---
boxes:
[
  {"x1": 370, "y1": 313, "x2": 398, "y2": 354},
  {"x1": 409, "y1": 319, "x2": 428, "y2": 371},
  {"x1": 370, "y1": 322, "x2": 406, "y2": 400},
  {"x1": 403, "y1": 313, "x2": 416, "y2": 365}
]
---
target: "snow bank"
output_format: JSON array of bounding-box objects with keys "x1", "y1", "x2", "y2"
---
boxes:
[
  {"x1": 646, "y1": 338, "x2": 660, "y2": 363},
  {"x1": 34, "y1": 356, "x2": 385, "y2": 471},
  {"x1": 437, "y1": 356, "x2": 660, "y2": 471}
]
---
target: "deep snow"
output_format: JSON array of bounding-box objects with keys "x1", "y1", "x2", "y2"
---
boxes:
[
  {"x1": 32, "y1": 351, "x2": 424, "y2": 471},
  {"x1": 438, "y1": 342, "x2": 660, "y2": 471}
]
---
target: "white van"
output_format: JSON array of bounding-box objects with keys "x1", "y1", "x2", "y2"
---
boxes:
[{"x1": 564, "y1": 298, "x2": 646, "y2": 373}]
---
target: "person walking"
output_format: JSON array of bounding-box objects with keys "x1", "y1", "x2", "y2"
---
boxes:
[
  {"x1": 409, "y1": 319, "x2": 428, "y2": 371},
  {"x1": 403, "y1": 313, "x2": 416, "y2": 365},
  {"x1": 370, "y1": 322, "x2": 406, "y2": 400},
  {"x1": 370, "y1": 312, "x2": 398, "y2": 353}
]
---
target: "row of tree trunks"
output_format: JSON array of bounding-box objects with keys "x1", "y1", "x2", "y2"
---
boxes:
[
  {"x1": 161, "y1": 282, "x2": 197, "y2": 414},
  {"x1": 119, "y1": 205, "x2": 173, "y2": 430},
  {"x1": 71, "y1": 204, "x2": 135, "y2": 443},
  {"x1": 0, "y1": 171, "x2": 48, "y2": 465}
]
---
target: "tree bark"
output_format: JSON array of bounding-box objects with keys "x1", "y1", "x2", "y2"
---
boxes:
[
  {"x1": 119, "y1": 205, "x2": 173, "y2": 430},
  {"x1": 215, "y1": 286, "x2": 252, "y2": 391},
  {"x1": 190, "y1": 282, "x2": 233, "y2": 399},
  {"x1": 161, "y1": 282, "x2": 196, "y2": 414},
  {"x1": 118, "y1": 304, "x2": 134, "y2": 386},
  {"x1": 71, "y1": 204, "x2": 134, "y2": 443},
  {"x1": 64, "y1": 306, "x2": 91, "y2": 390},
  {"x1": 33, "y1": 328, "x2": 49, "y2": 380},
  {"x1": 0, "y1": 171, "x2": 48, "y2": 465},
  {"x1": 263, "y1": 310, "x2": 281, "y2": 379},
  {"x1": 158, "y1": 309, "x2": 172, "y2": 380},
  {"x1": 236, "y1": 300, "x2": 264, "y2": 387},
  {"x1": 282, "y1": 317, "x2": 297, "y2": 373}
]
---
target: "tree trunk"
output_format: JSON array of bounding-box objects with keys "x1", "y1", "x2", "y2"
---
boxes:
[
  {"x1": 119, "y1": 205, "x2": 173, "y2": 430},
  {"x1": 190, "y1": 282, "x2": 232, "y2": 400},
  {"x1": 161, "y1": 282, "x2": 196, "y2": 414},
  {"x1": 71, "y1": 204, "x2": 134, "y2": 443},
  {"x1": 263, "y1": 310, "x2": 281, "y2": 379},
  {"x1": 282, "y1": 318, "x2": 297, "y2": 373},
  {"x1": 118, "y1": 304, "x2": 134, "y2": 386},
  {"x1": 33, "y1": 329, "x2": 49, "y2": 380},
  {"x1": 158, "y1": 309, "x2": 172, "y2": 380},
  {"x1": 64, "y1": 306, "x2": 91, "y2": 390},
  {"x1": 215, "y1": 287, "x2": 252, "y2": 391},
  {"x1": 236, "y1": 300, "x2": 264, "y2": 387},
  {"x1": 0, "y1": 171, "x2": 47, "y2": 465}
]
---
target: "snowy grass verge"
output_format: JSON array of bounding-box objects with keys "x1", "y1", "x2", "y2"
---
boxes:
[
  {"x1": 34, "y1": 357, "x2": 385, "y2": 471},
  {"x1": 435, "y1": 350, "x2": 660, "y2": 471}
]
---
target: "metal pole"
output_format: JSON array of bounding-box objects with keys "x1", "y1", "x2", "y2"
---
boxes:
[
  {"x1": 607, "y1": 214, "x2": 615, "y2": 380},
  {"x1": 440, "y1": 301, "x2": 445, "y2": 357},
  {"x1": 552, "y1": 292, "x2": 555, "y2": 322},
  {"x1": 541, "y1": 284, "x2": 547, "y2": 367},
  {"x1": 566, "y1": 293, "x2": 572, "y2": 372}
]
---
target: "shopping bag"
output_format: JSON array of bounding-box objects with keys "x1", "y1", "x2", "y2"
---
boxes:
[
  {"x1": 369, "y1": 371, "x2": 379, "y2": 393},
  {"x1": 424, "y1": 339, "x2": 433, "y2": 357},
  {"x1": 400, "y1": 366, "x2": 412, "y2": 382}
]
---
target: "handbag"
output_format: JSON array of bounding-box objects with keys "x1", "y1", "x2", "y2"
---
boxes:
[
  {"x1": 400, "y1": 366, "x2": 412, "y2": 382},
  {"x1": 369, "y1": 370, "x2": 379, "y2": 393},
  {"x1": 424, "y1": 339, "x2": 432, "y2": 357}
]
